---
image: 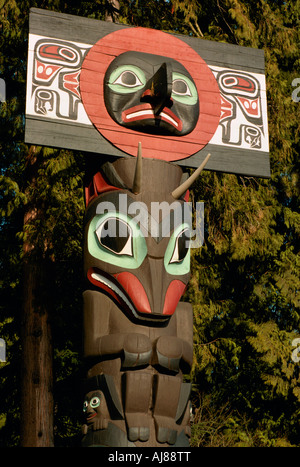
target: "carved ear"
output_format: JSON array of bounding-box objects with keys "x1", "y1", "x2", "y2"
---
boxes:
[
  {"x1": 132, "y1": 142, "x2": 142, "y2": 194},
  {"x1": 171, "y1": 153, "x2": 211, "y2": 199}
]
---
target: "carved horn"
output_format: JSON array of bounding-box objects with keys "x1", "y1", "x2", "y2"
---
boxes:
[
  {"x1": 171, "y1": 153, "x2": 211, "y2": 199},
  {"x1": 132, "y1": 142, "x2": 143, "y2": 194}
]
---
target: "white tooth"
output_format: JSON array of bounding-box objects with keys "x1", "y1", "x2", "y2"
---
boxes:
[
  {"x1": 125, "y1": 110, "x2": 178, "y2": 127},
  {"x1": 126, "y1": 110, "x2": 154, "y2": 120},
  {"x1": 91, "y1": 273, "x2": 138, "y2": 317},
  {"x1": 91, "y1": 272, "x2": 104, "y2": 282},
  {"x1": 160, "y1": 112, "x2": 178, "y2": 127}
]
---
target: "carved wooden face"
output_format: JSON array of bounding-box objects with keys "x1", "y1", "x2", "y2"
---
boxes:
[
  {"x1": 83, "y1": 391, "x2": 102, "y2": 423},
  {"x1": 83, "y1": 390, "x2": 109, "y2": 427},
  {"x1": 84, "y1": 158, "x2": 191, "y2": 323},
  {"x1": 104, "y1": 51, "x2": 199, "y2": 136}
]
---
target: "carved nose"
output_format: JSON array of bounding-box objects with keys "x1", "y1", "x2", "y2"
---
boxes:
[
  {"x1": 141, "y1": 62, "x2": 173, "y2": 115},
  {"x1": 147, "y1": 257, "x2": 165, "y2": 315}
]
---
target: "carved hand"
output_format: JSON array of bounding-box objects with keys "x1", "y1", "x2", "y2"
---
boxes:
[
  {"x1": 123, "y1": 332, "x2": 152, "y2": 367},
  {"x1": 153, "y1": 336, "x2": 183, "y2": 372}
]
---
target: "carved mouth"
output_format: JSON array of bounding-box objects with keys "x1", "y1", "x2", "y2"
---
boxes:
[
  {"x1": 87, "y1": 268, "x2": 169, "y2": 323},
  {"x1": 122, "y1": 104, "x2": 182, "y2": 131},
  {"x1": 88, "y1": 268, "x2": 139, "y2": 318},
  {"x1": 86, "y1": 413, "x2": 97, "y2": 421}
]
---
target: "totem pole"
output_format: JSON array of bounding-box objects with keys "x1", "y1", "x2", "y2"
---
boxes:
[
  {"x1": 80, "y1": 49, "x2": 208, "y2": 447},
  {"x1": 25, "y1": 8, "x2": 269, "y2": 448}
]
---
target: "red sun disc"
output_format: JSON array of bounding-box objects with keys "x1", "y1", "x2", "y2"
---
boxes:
[{"x1": 80, "y1": 27, "x2": 221, "y2": 162}]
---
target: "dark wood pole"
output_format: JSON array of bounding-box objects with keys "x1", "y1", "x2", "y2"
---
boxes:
[{"x1": 20, "y1": 147, "x2": 54, "y2": 447}]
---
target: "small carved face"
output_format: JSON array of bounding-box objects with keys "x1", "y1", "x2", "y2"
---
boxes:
[
  {"x1": 104, "y1": 51, "x2": 199, "y2": 136},
  {"x1": 83, "y1": 391, "x2": 102, "y2": 424}
]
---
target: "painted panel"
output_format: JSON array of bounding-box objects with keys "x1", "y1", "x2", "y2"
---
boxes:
[{"x1": 25, "y1": 9, "x2": 270, "y2": 177}]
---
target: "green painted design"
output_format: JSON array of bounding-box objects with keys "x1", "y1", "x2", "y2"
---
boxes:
[
  {"x1": 171, "y1": 72, "x2": 198, "y2": 105},
  {"x1": 88, "y1": 212, "x2": 147, "y2": 269},
  {"x1": 164, "y1": 223, "x2": 191, "y2": 275},
  {"x1": 108, "y1": 65, "x2": 146, "y2": 94}
]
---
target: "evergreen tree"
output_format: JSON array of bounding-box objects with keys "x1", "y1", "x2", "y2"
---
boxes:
[{"x1": 173, "y1": 0, "x2": 300, "y2": 446}]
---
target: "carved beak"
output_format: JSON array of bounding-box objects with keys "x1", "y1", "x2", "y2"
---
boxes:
[{"x1": 141, "y1": 62, "x2": 173, "y2": 115}]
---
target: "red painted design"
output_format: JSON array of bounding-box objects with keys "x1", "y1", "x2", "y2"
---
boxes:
[
  {"x1": 35, "y1": 59, "x2": 61, "y2": 82},
  {"x1": 114, "y1": 272, "x2": 152, "y2": 314},
  {"x1": 220, "y1": 95, "x2": 233, "y2": 121},
  {"x1": 236, "y1": 96, "x2": 260, "y2": 117},
  {"x1": 162, "y1": 280, "x2": 187, "y2": 315},
  {"x1": 85, "y1": 172, "x2": 120, "y2": 206},
  {"x1": 63, "y1": 71, "x2": 81, "y2": 97},
  {"x1": 87, "y1": 269, "x2": 123, "y2": 307},
  {"x1": 80, "y1": 27, "x2": 221, "y2": 162},
  {"x1": 38, "y1": 43, "x2": 79, "y2": 65},
  {"x1": 223, "y1": 76, "x2": 255, "y2": 93},
  {"x1": 121, "y1": 104, "x2": 183, "y2": 132}
]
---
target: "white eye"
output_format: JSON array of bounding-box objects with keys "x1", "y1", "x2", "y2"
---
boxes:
[
  {"x1": 95, "y1": 217, "x2": 133, "y2": 256},
  {"x1": 90, "y1": 397, "x2": 100, "y2": 408},
  {"x1": 170, "y1": 228, "x2": 190, "y2": 264},
  {"x1": 171, "y1": 72, "x2": 198, "y2": 105},
  {"x1": 83, "y1": 401, "x2": 88, "y2": 412},
  {"x1": 113, "y1": 70, "x2": 143, "y2": 88},
  {"x1": 172, "y1": 79, "x2": 192, "y2": 97}
]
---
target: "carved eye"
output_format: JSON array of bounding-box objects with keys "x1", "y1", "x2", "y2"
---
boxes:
[
  {"x1": 171, "y1": 72, "x2": 198, "y2": 105},
  {"x1": 88, "y1": 211, "x2": 147, "y2": 270},
  {"x1": 95, "y1": 217, "x2": 133, "y2": 256},
  {"x1": 164, "y1": 224, "x2": 191, "y2": 275},
  {"x1": 172, "y1": 79, "x2": 192, "y2": 97},
  {"x1": 90, "y1": 397, "x2": 100, "y2": 408},
  {"x1": 113, "y1": 70, "x2": 143, "y2": 88},
  {"x1": 83, "y1": 401, "x2": 88, "y2": 412},
  {"x1": 169, "y1": 228, "x2": 190, "y2": 264},
  {"x1": 107, "y1": 65, "x2": 146, "y2": 94}
]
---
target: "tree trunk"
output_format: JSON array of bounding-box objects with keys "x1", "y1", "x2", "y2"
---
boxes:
[
  {"x1": 105, "y1": 0, "x2": 120, "y2": 22},
  {"x1": 20, "y1": 259, "x2": 54, "y2": 447},
  {"x1": 20, "y1": 147, "x2": 54, "y2": 447}
]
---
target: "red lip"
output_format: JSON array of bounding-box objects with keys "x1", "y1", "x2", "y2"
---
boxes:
[
  {"x1": 87, "y1": 413, "x2": 97, "y2": 421},
  {"x1": 122, "y1": 104, "x2": 182, "y2": 131}
]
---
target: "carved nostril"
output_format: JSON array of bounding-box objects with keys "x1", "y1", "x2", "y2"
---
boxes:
[{"x1": 141, "y1": 88, "x2": 154, "y2": 99}]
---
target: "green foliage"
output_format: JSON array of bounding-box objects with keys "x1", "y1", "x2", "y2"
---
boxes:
[{"x1": 0, "y1": 0, "x2": 299, "y2": 447}]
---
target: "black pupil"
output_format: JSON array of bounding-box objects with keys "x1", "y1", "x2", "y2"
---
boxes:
[
  {"x1": 122, "y1": 71, "x2": 137, "y2": 86},
  {"x1": 177, "y1": 230, "x2": 189, "y2": 261},
  {"x1": 173, "y1": 80, "x2": 188, "y2": 94},
  {"x1": 100, "y1": 219, "x2": 130, "y2": 253}
]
